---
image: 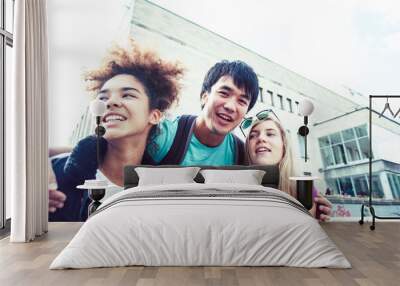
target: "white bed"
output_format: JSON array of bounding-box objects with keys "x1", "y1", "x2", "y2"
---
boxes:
[{"x1": 50, "y1": 183, "x2": 351, "y2": 269}]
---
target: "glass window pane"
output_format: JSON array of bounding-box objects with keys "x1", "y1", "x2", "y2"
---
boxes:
[
  {"x1": 355, "y1": 124, "x2": 368, "y2": 138},
  {"x1": 396, "y1": 175, "x2": 400, "y2": 199},
  {"x1": 5, "y1": 44, "x2": 12, "y2": 219},
  {"x1": 339, "y1": 177, "x2": 355, "y2": 197},
  {"x1": 329, "y1": 132, "x2": 342, "y2": 144},
  {"x1": 388, "y1": 174, "x2": 400, "y2": 199},
  {"x1": 344, "y1": 140, "x2": 361, "y2": 162},
  {"x1": 358, "y1": 137, "x2": 370, "y2": 159},
  {"x1": 394, "y1": 175, "x2": 400, "y2": 199},
  {"x1": 353, "y1": 176, "x2": 368, "y2": 197},
  {"x1": 342, "y1": 128, "x2": 355, "y2": 141},
  {"x1": 332, "y1": 144, "x2": 346, "y2": 165},
  {"x1": 6, "y1": 0, "x2": 14, "y2": 33},
  {"x1": 318, "y1": 136, "x2": 330, "y2": 147},
  {"x1": 371, "y1": 175, "x2": 384, "y2": 198},
  {"x1": 325, "y1": 179, "x2": 339, "y2": 195},
  {"x1": 320, "y1": 147, "x2": 334, "y2": 167}
]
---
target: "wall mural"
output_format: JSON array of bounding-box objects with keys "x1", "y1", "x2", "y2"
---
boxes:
[{"x1": 47, "y1": 0, "x2": 400, "y2": 222}]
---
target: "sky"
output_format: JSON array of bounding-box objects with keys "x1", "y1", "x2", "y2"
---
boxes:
[
  {"x1": 47, "y1": 0, "x2": 400, "y2": 145},
  {"x1": 150, "y1": 0, "x2": 400, "y2": 97}
]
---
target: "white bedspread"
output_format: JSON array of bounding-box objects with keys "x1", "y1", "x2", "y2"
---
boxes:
[{"x1": 50, "y1": 183, "x2": 351, "y2": 269}]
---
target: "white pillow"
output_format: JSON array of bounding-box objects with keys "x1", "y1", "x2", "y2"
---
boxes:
[
  {"x1": 135, "y1": 167, "x2": 200, "y2": 186},
  {"x1": 200, "y1": 169, "x2": 266, "y2": 185}
]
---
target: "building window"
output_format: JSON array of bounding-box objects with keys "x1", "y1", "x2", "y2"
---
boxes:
[
  {"x1": 332, "y1": 144, "x2": 347, "y2": 165},
  {"x1": 341, "y1": 128, "x2": 361, "y2": 162},
  {"x1": 329, "y1": 132, "x2": 347, "y2": 165},
  {"x1": 277, "y1": 94, "x2": 284, "y2": 110},
  {"x1": 353, "y1": 175, "x2": 369, "y2": 197},
  {"x1": 320, "y1": 147, "x2": 334, "y2": 167},
  {"x1": 330, "y1": 173, "x2": 384, "y2": 198},
  {"x1": 318, "y1": 124, "x2": 371, "y2": 168},
  {"x1": 338, "y1": 177, "x2": 356, "y2": 197},
  {"x1": 344, "y1": 140, "x2": 361, "y2": 162},
  {"x1": 387, "y1": 173, "x2": 400, "y2": 199},
  {"x1": 318, "y1": 136, "x2": 330, "y2": 148},
  {"x1": 286, "y1": 98, "x2": 293, "y2": 113},
  {"x1": 355, "y1": 125, "x2": 368, "y2": 137},
  {"x1": 325, "y1": 178, "x2": 340, "y2": 195},
  {"x1": 258, "y1": 87, "x2": 264, "y2": 103},
  {"x1": 371, "y1": 175, "x2": 384, "y2": 198},
  {"x1": 355, "y1": 124, "x2": 370, "y2": 159},
  {"x1": 1, "y1": 0, "x2": 15, "y2": 230},
  {"x1": 329, "y1": 132, "x2": 342, "y2": 145},
  {"x1": 267, "y1": 90, "x2": 274, "y2": 107},
  {"x1": 295, "y1": 101, "x2": 299, "y2": 115}
]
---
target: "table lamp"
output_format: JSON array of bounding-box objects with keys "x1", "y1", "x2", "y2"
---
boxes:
[
  {"x1": 293, "y1": 99, "x2": 316, "y2": 210},
  {"x1": 298, "y1": 99, "x2": 314, "y2": 163},
  {"x1": 77, "y1": 99, "x2": 108, "y2": 216},
  {"x1": 89, "y1": 99, "x2": 107, "y2": 166}
]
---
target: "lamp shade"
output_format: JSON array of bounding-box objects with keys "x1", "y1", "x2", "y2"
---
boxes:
[
  {"x1": 90, "y1": 99, "x2": 106, "y2": 117},
  {"x1": 298, "y1": 99, "x2": 314, "y2": 116}
]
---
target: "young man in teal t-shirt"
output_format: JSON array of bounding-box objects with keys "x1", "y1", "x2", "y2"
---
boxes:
[{"x1": 149, "y1": 60, "x2": 259, "y2": 166}]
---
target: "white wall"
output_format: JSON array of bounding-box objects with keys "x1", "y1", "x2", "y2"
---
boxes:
[{"x1": 47, "y1": 0, "x2": 130, "y2": 146}]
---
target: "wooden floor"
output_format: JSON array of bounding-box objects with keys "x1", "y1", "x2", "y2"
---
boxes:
[{"x1": 0, "y1": 222, "x2": 399, "y2": 286}]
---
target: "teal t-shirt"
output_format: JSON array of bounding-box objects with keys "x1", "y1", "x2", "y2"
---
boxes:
[{"x1": 149, "y1": 116, "x2": 236, "y2": 166}]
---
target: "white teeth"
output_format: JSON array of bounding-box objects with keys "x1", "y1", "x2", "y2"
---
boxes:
[
  {"x1": 104, "y1": 115, "x2": 126, "y2": 122},
  {"x1": 256, "y1": 147, "x2": 270, "y2": 153},
  {"x1": 218, "y1": 113, "x2": 232, "y2": 122}
]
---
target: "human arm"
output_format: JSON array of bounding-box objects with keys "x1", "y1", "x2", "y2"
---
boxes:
[
  {"x1": 48, "y1": 136, "x2": 101, "y2": 212},
  {"x1": 48, "y1": 136, "x2": 106, "y2": 220}
]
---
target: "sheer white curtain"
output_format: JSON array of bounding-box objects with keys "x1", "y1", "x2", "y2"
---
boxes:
[{"x1": 9, "y1": 0, "x2": 49, "y2": 242}]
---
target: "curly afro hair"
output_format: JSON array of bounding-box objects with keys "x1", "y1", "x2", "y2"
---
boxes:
[{"x1": 84, "y1": 39, "x2": 184, "y2": 112}]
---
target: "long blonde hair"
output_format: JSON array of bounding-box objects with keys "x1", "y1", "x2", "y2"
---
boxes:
[{"x1": 245, "y1": 117, "x2": 296, "y2": 197}]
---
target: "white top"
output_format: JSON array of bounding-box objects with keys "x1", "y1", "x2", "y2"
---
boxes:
[
  {"x1": 289, "y1": 176, "x2": 319, "y2": 181},
  {"x1": 77, "y1": 179, "x2": 109, "y2": 189}
]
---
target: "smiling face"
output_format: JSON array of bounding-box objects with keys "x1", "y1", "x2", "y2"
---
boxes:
[
  {"x1": 200, "y1": 75, "x2": 250, "y2": 136},
  {"x1": 97, "y1": 74, "x2": 160, "y2": 141},
  {"x1": 248, "y1": 119, "x2": 285, "y2": 165}
]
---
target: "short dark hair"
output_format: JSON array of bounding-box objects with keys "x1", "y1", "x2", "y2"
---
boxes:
[{"x1": 200, "y1": 60, "x2": 259, "y2": 111}]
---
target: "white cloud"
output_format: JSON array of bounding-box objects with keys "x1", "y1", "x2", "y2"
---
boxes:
[{"x1": 151, "y1": 0, "x2": 400, "y2": 95}]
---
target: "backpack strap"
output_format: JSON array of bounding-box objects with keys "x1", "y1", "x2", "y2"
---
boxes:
[
  {"x1": 233, "y1": 134, "x2": 245, "y2": 165},
  {"x1": 141, "y1": 150, "x2": 157, "y2": 165},
  {"x1": 158, "y1": 115, "x2": 197, "y2": 165}
]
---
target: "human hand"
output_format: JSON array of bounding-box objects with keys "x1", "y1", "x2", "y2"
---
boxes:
[
  {"x1": 49, "y1": 189, "x2": 66, "y2": 213},
  {"x1": 314, "y1": 194, "x2": 332, "y2": 222},
  {"x1": 48, "y1": 161, "x2": 66, "y2": 213}
]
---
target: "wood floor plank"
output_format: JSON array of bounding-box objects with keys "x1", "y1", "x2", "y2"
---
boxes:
[{"x1": 0, "y1": 222, "x2": 399, "y2": 286}]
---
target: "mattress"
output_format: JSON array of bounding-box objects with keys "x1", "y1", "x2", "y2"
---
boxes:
[{"x1": 50, "y1": 183, "x2": 351, "y2": 269}]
